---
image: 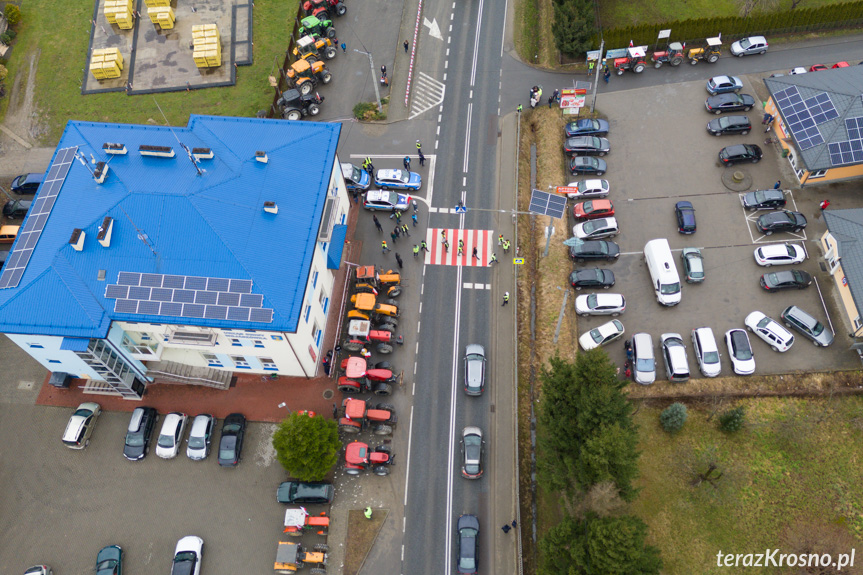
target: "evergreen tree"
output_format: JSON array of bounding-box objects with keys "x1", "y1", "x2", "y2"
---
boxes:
[
  {"x1": 660, "y1": 402, "x2": 688, "y2": 434},
  {"x1": 272, "y1": 412, "x2": 341, "y2": 481}
]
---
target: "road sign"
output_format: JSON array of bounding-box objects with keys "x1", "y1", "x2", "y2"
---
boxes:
[
  {"x1": 513, "y1": 258, "x2": 525, "y2": 265},
  {"x1": 555, "y1": 186, "x2": 578, "y2": 195},
  {"x1": 455, "y1": 205, "x2": 467, "y2": 213}
]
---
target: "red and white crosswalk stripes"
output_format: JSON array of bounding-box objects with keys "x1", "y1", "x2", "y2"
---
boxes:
[{"x1": 425, "y1": 228, "x2": 494, "y2": 266}]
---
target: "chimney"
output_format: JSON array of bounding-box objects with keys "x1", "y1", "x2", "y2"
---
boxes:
[
  {"x1": 263, "y1": 201, "x2": 278, "y2": 215},
  {"x1": 102, "y1": 142, "x2": 127, "y2": 155},
  {"x1": 192, "y1": 147, "x2": 214, "y2": 160},
  {"x1": 69, "y1": 228, "x2": 85, "y2": 252},
  {"x1": 97, "y1": 217, "x2": 114, "y2": 247},
  {"x1": 255, "y1": 151, "x2": 268, "y2": 164},
  {"x1": 94, "y1": 162, "x2": 109, "y2": 184}
]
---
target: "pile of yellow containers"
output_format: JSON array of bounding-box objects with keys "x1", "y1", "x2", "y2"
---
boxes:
[
  {"x1": 90, "y1": 47, "x2": 125, "y2": 80},
  {"x1": 192, "y1": 24, "x2": 222, "y2": 68},
  {"x1": 145, "y1": 0, "x2": 175, "y2": 29},
  {"x1": 104, "y1": 0, "x2": 134, "y2": 29}
]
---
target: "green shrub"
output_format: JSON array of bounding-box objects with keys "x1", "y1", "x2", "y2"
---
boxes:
[
  {"x1": 5, "y1": 28, "x2": 16, "y2": 40},
  {"x1": 353, "y1": 100, "x2": 386, "y2": 121},
  {"x1": 719, "y1": 406, "x2": 745, "y2": 433},
  {"x1": 660, "y1": 403, "x2": 687, "y2": 434},
  {"x1": 4, "y1": 5, "x2": 21, "y2": 27},
  {"x1": 0, "y1": 33, "x2": 11, "y2": 45},
  {"x1": 0, "y1": 64, "x2": 7, "y2": 82}
]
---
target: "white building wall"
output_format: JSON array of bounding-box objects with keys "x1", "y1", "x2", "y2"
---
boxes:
[{"x1": 6, "y1": 333, "x2": 101, "y2": 378}]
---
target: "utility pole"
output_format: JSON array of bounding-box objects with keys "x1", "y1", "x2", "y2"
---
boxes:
[
  {"x1": 590, "y1": 39, "x2": 604, "y2": 114},
  {"x1": 354, "y1": 49, "x2": 382, "y2": 113}
]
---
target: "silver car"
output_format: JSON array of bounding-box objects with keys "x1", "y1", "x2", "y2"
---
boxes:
[
  {"x1": 460, "y1": 426, "x2": 484, "y2": 479},
  {"x1": 464, "y1": 344, "x2": 486, "y2": 396},
  {"x1": 631, "y1": 333, "x2": 656, "y2": 385},
  {"x1": 660, "y1": 333, "x2": 689, "y2": 382},
  {"x1": 574, "y1": 293, "x2": 626, "y2": 316},
  {"x1": 780, "y1": 305, "x2": 834, "y2": 347},
  {"x1": 186, "y1": 414, "x2": 214, "y2": 460}
]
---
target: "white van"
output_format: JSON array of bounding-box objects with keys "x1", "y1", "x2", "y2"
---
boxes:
[{"x1": 644, "y1": 239, "x2": 681, "y2": 306}]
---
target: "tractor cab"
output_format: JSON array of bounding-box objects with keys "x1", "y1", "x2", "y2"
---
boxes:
[
  {"x1": 350, "y1": 292, "x2": 399, "y2": 318},
  {"x1": 276, "y1": 88, "x2": 322, "y2": 120},
  {"x1": 283, "y1": 508, "x2": 330, "y2": 536},
  {"x1": 688, "y1": 37, "x2": 722, "y2": 64},
  {"x1": 299, "y1": 15, "x2": 336, "y2": 39},
  {"x1": 344, "y1": 318, "x2": 396, "y2": 354},
  {"x1": 651, "y1": 42, "x2": 684, "y2": 68},
  {"x1": 613, "y1": 46, "x2": 647, "y2": 74},
  {"x1": 293, "y1": 35, "x2": 337, "y2": 62},
  {"x1": 274, "y1": 541, "x2": 327, "y2": 574}
]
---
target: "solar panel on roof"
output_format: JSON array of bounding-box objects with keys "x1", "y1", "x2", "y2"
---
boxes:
[
  {"x1": 182, "y1": 304, "x2": 206, "y2": 318},
  {"x1": 204, "y1": 305, "x2": 227, "y2": 320},
  {"x1": 115, "y1": 299, "x2": 138, "y2": 313},
  {"x1": 829, "y1": 116, "x2": 863, "y2": 167},
  {"x1": 229, "y1": 279, "x2": 253, "y2": 293},
  {"x1": 250, "y1": 308, "x2": 274, "y2": 323},
  {"x1": 162, "y1": 275, "x2": 185, "y2": 289},
  {"x1": 773, "y1": 87, "x2": 837, "y2": 152},
  {"x1": 137, "y1": 300, "x2": 161, "y2": 315},
  {"x1": 0, "y1": 146, "x2": 77, "y2": 289},
  {"x1": 529, "y1": 189, "x2": 568, "y2": 219},
  {"x1": 228, "y1": 307, "x2": 251, "y2": 321},
  {"x1": 159, "y1": 302, "x2": 183, "y2": 316}
]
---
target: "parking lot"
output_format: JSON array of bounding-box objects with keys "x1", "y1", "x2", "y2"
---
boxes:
[{"x1": 574, "y1": 74, "x2": 860, "y2": 376}]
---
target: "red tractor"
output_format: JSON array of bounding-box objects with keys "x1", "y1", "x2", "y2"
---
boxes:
[
  {"x1": 303, "y1": 0, "x2": 347, "y2": 18},
  {"x1": 338, "y1": 397, "x2": 397, "y2": 435},
  {"x1": 283, "y1": 508, "x2": 330, "y2": 537},
  {"x1": 613, "y1": 46, "x2": 647, "y2": 75},
  {"x1": 344, "y1": 441, "x2": 395, "y2": 475},
  {"x1": 337, "y1": 356, "x2": 397, "y2": 395},
  {"x1": 343, "y1": 318, "x2": 400, "y2": 354},
  {"x1": 651, "y1": 42, "x2": 684, "y2": 68}
]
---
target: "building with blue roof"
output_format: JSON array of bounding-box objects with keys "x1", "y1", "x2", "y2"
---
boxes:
[{"x1": 0, "y1": 115, "x2": 348, "y2": 399}]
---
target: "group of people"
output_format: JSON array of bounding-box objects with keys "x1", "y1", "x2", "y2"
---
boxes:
[{"x1": 529, "y1": 85, "x2": 543, "y2": 108}]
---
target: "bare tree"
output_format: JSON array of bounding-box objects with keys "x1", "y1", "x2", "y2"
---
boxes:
[
  {"x1": 573, "y1": 481, "x2": 628, "y2": 519},
  {"x1": 738, "y1": 0, "x2": 781, "y2": 16}
]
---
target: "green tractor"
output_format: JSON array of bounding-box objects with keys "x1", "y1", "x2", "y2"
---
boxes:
[{"x1": 298, "y1": 15, "x2": 336, "y2": 40}]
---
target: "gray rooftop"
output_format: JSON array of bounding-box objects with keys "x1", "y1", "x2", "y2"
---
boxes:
[{"x1": 823, "y1": 208, "x2": 863, "y2": 319}]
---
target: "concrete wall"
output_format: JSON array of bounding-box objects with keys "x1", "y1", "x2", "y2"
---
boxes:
[
  {"x1": 5, "y1": 333, "x2": 100, "y2": 378},
  {"x1": 821, "y1": 231, "x2": 862, "y2": 336}
]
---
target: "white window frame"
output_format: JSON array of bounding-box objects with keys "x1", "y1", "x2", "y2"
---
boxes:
[{"x1": 231, "y1": 356, "x2": 250, "y2": 368}]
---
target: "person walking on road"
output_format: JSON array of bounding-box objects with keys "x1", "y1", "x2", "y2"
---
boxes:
[
  {"x1": 457, "y1": 239, "x2": 464, "y2": 256},
  {"x1": 416, "y1": 140, "x2": 422, "y2": 153},
  {"x1": 501, "y1": 524, "x2": 511, "y2": 534},
  {"x1": 503, "y1": 240, "x2": 510, "y2": 253},
  {"x1": 489, "y1": 253, "x2": 498, "y2": 266},
  {"x1": 394, "y1": 210, "x2": 402, "y2": 224},
  {"x1": 381, "y1": 240, "x2": 390, "y2": 254},
  {"x1": 412, "y1": 199, "x2": 418, "y2": 213},
  {"x1": 401, "y1": 223, "x2": 410, "y2": 237},
  {"x1": 472, "y1": 247, "x2": 479, "y2": 260},
  {"x1": 774, "y1": 180, "x2": 781, "y2": 189},
  {"x1": 498, "y1": 234, "x2": 504, "y2": 246},
  {"x1": 403, "y1": 156, "x2": 411, "y2": 171},
  {"x1": 341, "y1": 42, "x2": 347, "y2": 53},
  {"x1": 517, "y1": 104, "x2": 523, "y2": 113},
  {"x1": 395, "y1": 253, "x2": 403, "y2": 269},
  {"x1": 413, "y1": 244, "x2": 419, "y2": 258},
  {"x1": 364, "y1": 507, "x2": 373, "y2": 519},
  {"x1": 373, "y1": 215, "x2": 383, "y2": 233},
  {"x1": 420, "y1": 240, "x2": 429, "y2": 253},
  {"x1": 603, "y1": 68, "x2": 610, "y2": 84},
  {"x1": 418, "y1": 150, "x2": 425, "y2": 166},
  {"x1": 404, "y1": 40, "x2": 410, "y2": 53},
  {"x1": 390, "y1": 231, "x2": 398, "y2": 244},
  {"x1": 380, "y1": 64, "x2": 387, "y2": 78},
  {"x1": 411, "y1": 213, "x2": 418, "y2": 227},
  {"x1": 393, "y1": 225, "x2": 401, "y2": 238},
  {"x1": 502, "y1": 292, "x2": 510, "y2": 306}
]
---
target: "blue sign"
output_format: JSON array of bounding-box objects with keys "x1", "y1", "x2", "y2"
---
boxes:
[{"x1": 455, "y1": 205, "x2": 467, "y2": 214}]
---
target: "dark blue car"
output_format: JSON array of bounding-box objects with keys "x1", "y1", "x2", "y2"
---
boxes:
[
  {"x1": 564, "y1": 118, "x2": 610, "y2": 138},
  {"x1": 675, "y1": 201, "x2": 696, "y2": 234}
]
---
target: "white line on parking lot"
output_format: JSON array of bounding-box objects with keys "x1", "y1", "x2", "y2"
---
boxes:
[{"x1": 812, "y1": 276, "x2": 837, "y2": 337}]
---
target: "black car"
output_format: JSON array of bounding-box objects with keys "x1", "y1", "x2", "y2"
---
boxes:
[
  {"x1": 760, "y1": 269, "x2": 813, "y2": 291},
  {"x1": 564, "y1": 118, "x2": 609, "y2": 137},
  {"x1": 3, "y1": 199, "x2": 31, "y2": 219},
  {"x1": 705, "y1": 93, "x2": 756, "y2": 114},
  {"x1": 563, "y1": 136, "x2": 610, "y2": 157},
  {"x1": 217, "y1": 412, "x2": 246, "y2": 467},
  {"x1": 569, "y1": 268, "x2": 615, "y2": 290},
  {"x1": 756, "y1": 210, "x2": 807, "y2": 235},
  {"x1": 719, "y1": 144, "x2": 762, "y2": 166},
  {"x1": 277, "y1": 481, "x2": 335, "y2": 504},
  {"x1": 457, "y1": 514, "x2": 480, "y2": 574},
  {"x1": 569, "y1": 239, "x2": 620, "y2": 262},
  {"x1": 675, "y1": 201, "x2": 696, "y2": 234},
  {"x1": 741, "y1": 189, "x2": 786, "y2": 210},
  {"x1": 707, "y1": 115, "x2": 752, "y2": 136},
  {"x1": 569, "y1": 156, "x2": 607, "y2": 176},
  {"x1": 123, "y1": 406, "x2": 158, "y2": 461}
]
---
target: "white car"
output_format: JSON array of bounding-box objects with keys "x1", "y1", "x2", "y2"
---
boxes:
[
  {"x1": 754, "y1": 243, "x2": 805, "y2": 267},
  {"x1": 745, "y1": 311, "x2": 795, "y2": 352},
  {"x1": 156, "y1": 412, "x2": 188, "y2": 459},
  {"x1": 660, "y1": 333, "x2": 690, "y2": 382},
  {"x1": 566, "y1": 179, "x2": 609, "y2": 199},
  {"x1": 730, "y1": 36, "x2": 768, "y2": 57},
  {"x1": 186, "y1": 414, "x2": 214, "y2": 461},
  {"x1": 631, "y1": 333, "x2": 656, "y2": 385},
  {"x1": 171, "y1": 536, "x2": 204, "y2": 575},
  {"x1": 574, "y1": 293, "x2": 626, "y2": 316},
  {"x1": 579, "y1": 319, "x2": 625, "y2": 350},
  {"x1": 725, "y1": 329, "x2": 756, "y2": 375},
  {"x1": 573, "y1": 217, "x2": 619, "y2": 240},
  {"x1": 790, "y1": 67, "x2": 808, "y2": 75},
  {"x1": 691, "y1": 327, "x2": 722, "y2": 377}
]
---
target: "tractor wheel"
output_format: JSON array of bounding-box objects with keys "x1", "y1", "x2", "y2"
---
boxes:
[
  {"x1": 707, "y1": 54, "x2": 719, "y2": 63},
  {"x1": 374, "y1": 466, "x2": 390, "y2": 476},
  {"x1": 343, "y1": 340, "x2": 362, "y2": 352},
  {"x1": 340, "y1": 423, "x2": 360, "y2": 434},
  {"x1": 336, "y1": 2, "x2": 346, "y2": 15},
  {"x1": 384, "y1": 298, "x2": 398, "y2": 307},
  {"x1": 307, "y1": 54, "x2": 319, "y2": 63},
  {"x1": 321, "y1": 71, "x2": 333, "y2": 84},
  {"x1": 633, "y1": 63, "x2": 645, "y2": 73},
  {"x1": 378, "y1": 318, "x2": 398, "y2": 329},
  {"x1": 376, "y1": 402, "x2": 395, "y2": 412},
  {"x1": 654, "y1": 61, "x2": 662, "y2": 69},
  {"x1": 387, "y1": 286, "x2": 402, "y2": 297},
  {"x1": 314, "y1": 544, "x2": 330, "y2": 552},
  {"x1": 373, "y1": 383, "x2": 393, "y2": 396},
  {"x1": 326, "y1": 27, "x2": 336, "y2": 38},
  {"x1": 374, "y1": 362, "x2": 392, "y2": 371},
  {"x1": 284, "y1": 109, "x2": 303, "y2": 121},
  {"x1": 345, "y1": 467, "x2": 361, "y2": 475},
  {"x1": 616, "y1": 68, "x2": 624, "y2": 76},
  {"x1": 338, "y1": 383, "x2": 360, "y2": 393},
  {"x1": 376, "y1": 324, "x2": 395, "y2": 334},
  {"x1": 325, "y1": 47, "x2": 337, "y2": 59},
  {"x1": 299, "y1": 82, "x2": 314, "y2": 96},
  {"x1": 670, "y1": 58, "x2": 683, "y2": 66},
  {"x1": 376, "y1": 444, "x2": 392, "y2": 454},
  {"x1": 308, "y1": 103, "x2": 321, "y2": 116},
  {"x1": 373, "y1": 424, "x2": 393, "y2": 435},
  {"x1": 376, "y1": 343, "x2": 393, "y2": 354},
  {"x1": 690, "y1": 59, "x2": 698, "y2": 65}
]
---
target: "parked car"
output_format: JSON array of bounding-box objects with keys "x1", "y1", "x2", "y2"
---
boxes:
[
  {"x1": 730, "y1": 36, "x2": 768, "y2": 56},
  {"x1": 24, "y1": 567, "x2": 52, "y2": 575},
  {"x1": 741, "y1": 189, "x2": 786, "y2": 210},
  {"x1": 725, "y1": 329, "x2": 756, "y2": 375},
  {"x1": 460, "y1": 426, "x2": 484, "y2": 479},
  {"x1": 569, "y1": 268, "x2": 615, "y2": 290},
  {"x1": 705, "y1": 93, "x2": 756, "y2": 114},
  {"x1": 95, "y1": 545, "x2": 123, "y2": 575},
  {"x1": 706, "y1": 75, "x2": 743, "y2": 95},
  {"x1": 564, "y1": 118, "x2": 609, "y2": 137},
  {"x1": 374, "y1": 168, "x2": 422, "y2": 190},
  {"x1": 564, "y1": 136, "x2": 610, "y2": 157},
  {"x1": 760, "y1": 269, "x2": 812, "y2": 291},
  {"x1": 745, "y1": 311, "x2": 795, "y2": 352},
  {"x1": 464, "y1": 344, "x2": 486, "y2": 396},
  {"x1": 691, "y1": 327, "x2": 721, "y2": 377},
  {"x1": 681, "y1": 248, "x2": 705, "y2": 283},
  {"x1": 566, "y1": 179, "x2": 609, "y2": 199},
  {"x1": 362, "y1": 190, "x2": 411, "y2": 212},
  {"x1": 277, "y1": 481, "x2": 335, "y2": 504},
  {"x1": 707, "y1": 115, "x2": 752, "y2": 136},
  {"x1": 10, "y1": 173, "x2": 43, "y2": 195},
  {"x1": 579, "y1": 319, "x2": 625, "y2": 351},
  {"x1": 660, "y1": 333, "x2": 690, "y2": 382},
  {"x1": 631, "y1": 332, "x2": 656, "y2": 385},
  {"x1": 573, "y1": 217, "x2": 619, "y2": 240},
  {"x1": 780, "y1": 305, "x2": 834, "y2": 347},
  {"x1": 171, "y1": 536, "x2": 204, "y2": 575},
  {"x1": 754, "y1": 243, "x2": 805, "y2": 267},
  {"x1": 457, "y1": 515, "x2": 480, "y2": 575},
  {"x1": 3, "y1": 199, "x2": 32, "y2": 219},
  {"x1": 155, "y1": 412, "x2": 188, "y2": 459},
  {"x1": 719, "y1": 144, "x2": 763, "y2": 166},
  {"x1": 341, "y1": 163, "x2": 371, "y2": 192},
  {"x1": 123, "y1": 406, "x2": 158, "y2": 461},
  {"x1": 573, "y1": 199, "x2": 614, "y2": 220},
  {"x1": 569, "y1": 239, "x2": 620, "y2": 262},
  {"x1": 675, "y1": 201, "x2": 696, "y2": 234},
  {"x1": 187, "y1": 414, "x2": 215, "y2": 461},
  {"x1": 217, "y1": 413, "x2": 246, "y2": 467},
  {"x1": 574, "y1": 293, "x2": 626, "y2": 316},
  {"x1": 833, "y1": 61, "x2": 850, "y2": 68},
  {"x1": 790, "y1": 67, "x2": 808, "y2": 75},
  {"x1": 756, "y1": 210, "x2": 807, "y2": 235},
  {"x1": 569, "y1": 156, "x2": 606, "y2": 176},
  {"x1": 62, "y1": 402, "x2": 101, "y2": 449},
  {"x1": 809, "y1": 64, "x2": 828, "y2": 72}
]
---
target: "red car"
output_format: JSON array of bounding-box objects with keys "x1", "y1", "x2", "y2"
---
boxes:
[
  {"x1": 833, "y1": 61, "x2": 850, "y2": 68},
  {"x1": 809, "y1": 64, "x2": 828, "y2": 72},
  {"x1": 573, "y1": 199, "x2": 614, "y2": 220}
]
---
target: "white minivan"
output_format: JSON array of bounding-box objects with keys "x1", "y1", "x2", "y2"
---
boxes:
[{"x1": 644, "y1": 239, "x2": 681, "y2": 306}]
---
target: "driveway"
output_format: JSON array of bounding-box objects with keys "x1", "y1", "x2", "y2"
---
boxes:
[{"x1": 574, "y1": 73, "x2": 860, "y2": 377}]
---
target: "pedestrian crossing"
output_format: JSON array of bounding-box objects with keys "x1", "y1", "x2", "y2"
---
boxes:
[
  {"x1": 409, "y1": 72, "x2": 446, "y2": 120},
  {"x1": 424, "y1": 228, "x2": 495, "y2": 267}
]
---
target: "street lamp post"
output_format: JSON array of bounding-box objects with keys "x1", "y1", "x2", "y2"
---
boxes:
[{"x1": 354, "y1": 49, "x2": 383, "y2": 113}]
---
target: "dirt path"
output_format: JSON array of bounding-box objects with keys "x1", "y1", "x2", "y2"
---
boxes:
[{"x1": 0, "y1": 48, "x2": 47, "y2": 151}]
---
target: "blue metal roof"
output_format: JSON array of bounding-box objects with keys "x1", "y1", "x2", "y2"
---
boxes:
[{"x1": 0, "y1": 115, "x2": 341, "y2": 338}]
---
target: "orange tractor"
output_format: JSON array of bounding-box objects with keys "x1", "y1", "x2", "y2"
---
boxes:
[
  {"x1": 283, "y1": 508, "x2": 329, "y2": 537},
  {"x1": 274, "y1": 541, "x2": 328, "y2": 574},
  {"x1": 344, "y1": 441, "x2": 395, "y2": 476},
  {"x1": 347, "y1": 292, "x2": 399, "y2": 322},
  {"x1": 355, "y1": 265, "x2": 402, "y2": 297},
  {"x1": 338, "y1": 397, "x2": 397, "y2": 435}
]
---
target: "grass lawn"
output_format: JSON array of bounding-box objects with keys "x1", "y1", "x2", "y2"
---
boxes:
[
  {"x1": 599, "y1": 0, "x2": 854, "y2": 27},
  {"x1": 2, "y1": 0, "x2": 296, "y2": 144},
  {"x1": 632, "y1": 397, "x2": 863, "y2": 574}
]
